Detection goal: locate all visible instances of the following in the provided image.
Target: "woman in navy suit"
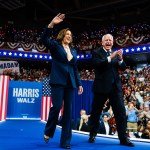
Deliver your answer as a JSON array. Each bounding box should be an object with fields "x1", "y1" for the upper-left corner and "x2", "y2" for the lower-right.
[{"x1": 40, "y1": 13, "x2": 83, "y2": 149}]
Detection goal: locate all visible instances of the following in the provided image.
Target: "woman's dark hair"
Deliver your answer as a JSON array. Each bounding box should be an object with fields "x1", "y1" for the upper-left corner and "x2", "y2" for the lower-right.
[{"x1": 56, "y1": 28, "x2": 74, "y2": 47}]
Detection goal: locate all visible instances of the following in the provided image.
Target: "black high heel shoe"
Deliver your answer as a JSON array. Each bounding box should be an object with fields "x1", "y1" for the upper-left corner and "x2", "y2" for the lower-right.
[{"x1": 44, "y1": 135, "x2": 50, "y2": 144}]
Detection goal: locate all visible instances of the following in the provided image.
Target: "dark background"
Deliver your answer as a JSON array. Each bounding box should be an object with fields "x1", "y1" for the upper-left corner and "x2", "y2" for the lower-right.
[
  {"x1": 0, "y1": 0, "x2": 150, "y2": 69},
  {"x1": 0, "y1": 0, "x2": 150, "y2": 28}
]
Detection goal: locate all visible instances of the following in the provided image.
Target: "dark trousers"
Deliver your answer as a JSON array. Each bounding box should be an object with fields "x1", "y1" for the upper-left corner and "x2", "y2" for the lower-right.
[
  {"x1": 44, "y1": 77, "x2": 75, "y2": 146},
  {"x1": 89, "y1": 84, "x2": 127, "y2": 141}
]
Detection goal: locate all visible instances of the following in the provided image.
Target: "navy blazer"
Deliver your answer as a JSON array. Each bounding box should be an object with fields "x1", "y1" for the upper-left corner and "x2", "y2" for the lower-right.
[
  {"x1": 40, "y1": 28, "x2": 82, "y2": 88},
  {"x1": 92, "y1": 47, "x2": 126, "y2": 94}
]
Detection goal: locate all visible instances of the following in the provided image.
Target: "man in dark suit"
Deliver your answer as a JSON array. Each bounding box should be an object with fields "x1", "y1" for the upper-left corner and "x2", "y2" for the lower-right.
[
  {"x1": 98, "y1": 114, "x2": 112, "y2": 135},
  {"x1": 88, "y1": 34, "x2": 134, "y2": 147}
]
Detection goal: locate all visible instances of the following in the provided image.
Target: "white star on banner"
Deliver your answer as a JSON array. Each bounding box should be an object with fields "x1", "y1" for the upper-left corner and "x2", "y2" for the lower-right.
[
  {"x1": 39, "y1": 55, "x2": 43, "y2": 58},
  {"x1": 81, "y1": 55, "x2": 84, "y2": 58},
  {"x1": 14, "y1": 53, "x2": 17, "y2": 56},
  {"x1": 34, "y1": 55, "x2": 38, "y2": 58},
  {"x1": 137, "y1": 47, "x2": 140, "y2": 51},
  {"x1": 125, "y1": 49, "x2": 129, "y2": 52},
  {"x1": 3, "y1": 52, "x2": 7, "y2": 55},
  {"x1": 131, "y1": 48, "x2": 134, "y2": 51},
  {"x1": 19, "y1": 53, "x2": 23, "y2": 56},
  {"x1": 24, "y1": 54, "x2": 28, "y2": 57},
  {"x1": 29, "y1": 54, "x2": 33, "y2": 57},
  {"x1": 44, "y1": 56, "x2": 47, "y2": 59},
  {"x1": 142, "y1": 47, "x2": 146, "y2": 50},
  {"x1": 8, "y1": 52, "x2": 12, "y2": 55}
]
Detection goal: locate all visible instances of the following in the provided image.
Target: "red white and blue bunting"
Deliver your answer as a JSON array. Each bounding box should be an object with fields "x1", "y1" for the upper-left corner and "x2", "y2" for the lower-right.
[
  {"x1": 115, "y1": 35, "x2": 146, "y2": 46},
  {"x1": 0, "y1": 42, "x2": 46, "y2": 52}
]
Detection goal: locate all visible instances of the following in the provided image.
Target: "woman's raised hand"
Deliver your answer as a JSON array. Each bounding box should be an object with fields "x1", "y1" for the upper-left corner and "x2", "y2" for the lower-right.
[{"x1": 48, "y1": 13, "x2": 65, "y2": 28}]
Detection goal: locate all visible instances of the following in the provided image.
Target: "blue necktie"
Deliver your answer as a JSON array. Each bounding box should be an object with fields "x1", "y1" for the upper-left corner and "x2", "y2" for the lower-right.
[{"x1": 107, "y1": 51, "x2": 110, "y2": 56}]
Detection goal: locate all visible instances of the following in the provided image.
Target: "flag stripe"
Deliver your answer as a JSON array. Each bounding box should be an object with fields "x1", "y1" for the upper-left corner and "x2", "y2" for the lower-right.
[
  {"x1": 41, "y1": 96, "x2": 44, "y2": 120},
  {"x1": 0, "y1": 75, "x2": 9, "y2": 121},
  {"x1": 46, "y1": 97, "x2": 51, "y2": 120},
  {"x1": 41, "y1": 96, "x2": 64, "y2": 121},
  {"x1": 41, "y1": 96, "x2": 52, "y2": 121},
  {"x1": 3, "y1": 76, "x2": 9, "y2": 120}
]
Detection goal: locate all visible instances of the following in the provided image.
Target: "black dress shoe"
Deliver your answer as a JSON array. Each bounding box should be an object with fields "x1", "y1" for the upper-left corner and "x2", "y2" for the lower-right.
[
  {"x1": 88, "y1": 136, "x2": 96, "y2": 143},
  {"x1": 120, "y1": 139, "x2": 134, "y2": 147},
  {"x1": 60, "y1": 145, "x2": 71, "y2": 149}
]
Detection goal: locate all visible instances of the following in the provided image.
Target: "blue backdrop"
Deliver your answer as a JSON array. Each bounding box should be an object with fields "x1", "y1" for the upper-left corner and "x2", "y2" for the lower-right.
[
  {"x1": 72, "y1": 80, "x2": 93, "y2": 119},
  {"x1": 7, "y1": 81, "x2": 42, "y2": 119},
  {"x1": 6, "y1": 80, "x2": 93, "y2": 120}
]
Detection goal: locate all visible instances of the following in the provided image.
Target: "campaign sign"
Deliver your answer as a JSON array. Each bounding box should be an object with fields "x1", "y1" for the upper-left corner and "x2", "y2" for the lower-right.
[
  {"x1": 7, "y1": 81, "x2": 42, "y2": 119},
  {"x1": 0, "y1": 61, "x2": 20, "y2": 74}
]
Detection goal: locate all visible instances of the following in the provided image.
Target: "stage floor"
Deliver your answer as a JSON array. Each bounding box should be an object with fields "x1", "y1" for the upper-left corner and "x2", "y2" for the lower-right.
[{"x1": 0, "y1": 120, "x2": 150, "y2": 150}]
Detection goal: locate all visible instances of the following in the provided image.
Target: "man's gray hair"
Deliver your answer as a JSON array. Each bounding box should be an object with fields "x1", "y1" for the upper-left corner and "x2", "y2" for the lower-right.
[{"x1": 102, "y1": 34, "x2": 113, "y2": 41}]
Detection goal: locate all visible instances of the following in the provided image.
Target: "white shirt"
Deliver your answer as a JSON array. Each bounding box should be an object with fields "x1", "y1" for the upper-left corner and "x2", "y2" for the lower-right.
[{"x1": 104, "y1": 122, "x2": 110, "y2": 135}]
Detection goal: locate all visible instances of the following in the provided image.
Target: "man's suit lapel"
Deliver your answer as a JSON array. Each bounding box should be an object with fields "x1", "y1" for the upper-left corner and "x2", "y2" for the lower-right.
[{"x1": 98, "y1": 47, "x2": 108, "y2": 58}]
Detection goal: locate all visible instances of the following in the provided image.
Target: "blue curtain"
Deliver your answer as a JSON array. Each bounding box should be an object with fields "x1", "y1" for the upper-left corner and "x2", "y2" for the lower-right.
[{"x1": 72, "y1": 80, "x2": 93, "y2": 120}]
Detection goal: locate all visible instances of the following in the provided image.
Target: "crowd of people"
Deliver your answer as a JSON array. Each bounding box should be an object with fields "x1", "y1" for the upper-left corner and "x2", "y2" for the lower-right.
[
  {"x1": 0, "y1": 22, "x2": 150, "y2": 54},
  {"x1": 3, "y1": 67, "x2": 50, "y2": 82}
]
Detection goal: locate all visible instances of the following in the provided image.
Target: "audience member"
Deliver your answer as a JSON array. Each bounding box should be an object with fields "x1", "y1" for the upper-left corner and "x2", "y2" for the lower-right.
[
  {"x1": 141, "y1": 120, "x2": 150, "y2": 139},
  {"x1": 79, "y1": 115, "x2": 90, "y2": 132},
  {"x1": 98, "y1": 114, "x2": 112, "y2": 135},
  {"x1": 126, "y1": 103, "x2": 139, "y2": 133}
]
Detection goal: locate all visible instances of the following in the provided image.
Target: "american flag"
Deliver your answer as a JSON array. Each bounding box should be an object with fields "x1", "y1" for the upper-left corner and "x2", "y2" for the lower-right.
[
  {"x1": 41, "y1": 77, "x2": 64, "y2": 121},
  {"x1": 0, "y1": 75, "x2": 9, "y2": 121},
  {"x1": 42, "y1": 77, "x2": 51, "y2": 97}
]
